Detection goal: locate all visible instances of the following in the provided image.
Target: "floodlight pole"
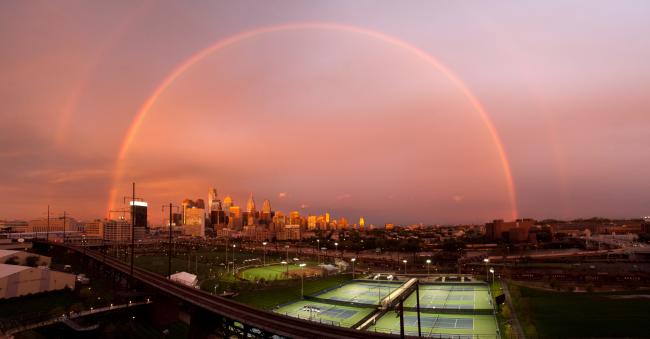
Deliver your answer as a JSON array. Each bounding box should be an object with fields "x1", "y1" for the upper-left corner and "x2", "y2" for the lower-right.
[
  {"x1": 399, "y1": 298, "x2": 405, "y2": 339},
  {"x1": 162, "y1": 203, "x2": 179, "y2": 279},
  {"x1": 416, "y1": 282, "x2": 421, "y2": 337}
]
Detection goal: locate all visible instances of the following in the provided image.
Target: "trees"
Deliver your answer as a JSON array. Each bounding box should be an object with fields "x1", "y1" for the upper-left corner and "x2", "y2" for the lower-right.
[
  {"x1": 4, "y1": 256, "x2": 19, "y2": 265},
  {"x1": 25, "y1": 255, "x2": 40, "y2": 267}
]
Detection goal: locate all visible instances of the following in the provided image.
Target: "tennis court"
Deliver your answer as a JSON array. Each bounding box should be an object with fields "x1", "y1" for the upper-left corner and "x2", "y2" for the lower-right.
[
  {"x1": 274, "y1": 300, "x2": 374, "y2": 328},
  {"x1": 368, "y1": 311, "x2": 499, "y2": 338},
  {"x1": 312, "y1": 281, "x2": 403, "y2": 305},
  {"x1": 404, "y1": 284, "x2": 492, "y2": 310}
]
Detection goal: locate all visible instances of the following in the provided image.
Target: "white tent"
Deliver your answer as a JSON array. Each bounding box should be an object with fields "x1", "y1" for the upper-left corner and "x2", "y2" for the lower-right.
[{"x1": 169, "y1": 271, "x2": 198, "y2": 287}]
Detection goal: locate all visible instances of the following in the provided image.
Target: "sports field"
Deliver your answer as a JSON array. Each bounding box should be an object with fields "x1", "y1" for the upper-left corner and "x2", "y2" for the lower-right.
[
  {"x1": 240, "y1": 263, "x2": 321, "y2": 281},
  {"x1": 274, "y1": 300, "x2": 374, "y2": 328},
  {"x1": 313, "y1": 281, "x2": 403, "y2": 305},
  {"x1": 368, "y1": 312, "x2": 499, "y2": 338},
  {"x1": 404, "y1": 284, "x2": 493, "y2": 311}
]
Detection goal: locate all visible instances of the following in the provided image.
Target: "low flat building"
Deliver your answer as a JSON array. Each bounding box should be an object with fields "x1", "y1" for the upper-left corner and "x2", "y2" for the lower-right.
[
  {"x1": 0, "y1": 250, "x2": 50, "y2": 267},
  {"x1": 0, "y1": 264, "x2": 76, "y2": 299}
]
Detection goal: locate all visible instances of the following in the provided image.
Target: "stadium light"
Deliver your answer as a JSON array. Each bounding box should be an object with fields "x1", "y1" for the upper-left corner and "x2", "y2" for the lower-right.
[
  {"x1": 351, "y1": 258, "x2": 356, "y2": 279},
  {"x1": 299, "y1": 263, "x2": 307, "y2": 298},
  {"x1": 489, "y1": 267, "x2": 495, "y2": 284},
  {"x1": 426, "y1": 259, "x2": 431, "y2": 275},
  {"x1": 484, "y1": 258, "x2": 490, "y2": 282},
  {"x1": 262, "y1": 242, "x2": 268, "y2": 266},
  {"x1": 281, "y1": 260, "x2": 288, "y2": 277},
  {"x1": 403, "y1": 259, "x2": 408, "y2": 274}
]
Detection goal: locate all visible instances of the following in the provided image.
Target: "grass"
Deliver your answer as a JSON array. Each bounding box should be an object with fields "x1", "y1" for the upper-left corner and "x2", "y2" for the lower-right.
[
  {"x1": 368, "y1": 312, "x2": 499, "y2": 338},
  {"x1": 509, "y1": 283, "x2": 650, "y2": 338},
  {"x1": 274, "y1": 300, "x2": 374, "y2": 328},
  {"x1": 234, "y1": 274, "x2": 352, "y2": 309},
  {"x1": 239, "y1": 261, "x2": 321, "y2": 281}
]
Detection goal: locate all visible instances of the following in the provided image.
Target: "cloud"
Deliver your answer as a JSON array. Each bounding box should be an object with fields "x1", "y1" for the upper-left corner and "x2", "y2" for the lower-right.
[{"x1": 336, "y1": 193, "x2": 352, "y2": 201}]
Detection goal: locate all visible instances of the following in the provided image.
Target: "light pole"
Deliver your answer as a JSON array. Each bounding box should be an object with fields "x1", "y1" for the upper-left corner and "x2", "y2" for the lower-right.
[
  {"x1": 232, "y1": 244, "x2": 237, "y2": 274},
  {"x1": 334, "y1": 242, "x2": 339, "y2": 258},
  {"x1": 351, "y1": 258, "x2": 356, "y2": 279},
  {"x1": 489, "y1": 267, "x2": 495, "y2": 284},
  {"x1": 285, "y1": 245, "x2": 290, "y2": 263},
  {"x1": 483, "y1": 258, "x2": 490, "y2": 282},
  {"x1": 403, "y1": 259, "x2": 407, "y2": 274},
  {"x1": 262, "y1": 242, "x2": 267, "y2": 266},
  {"x1": 426, "y1": 259, "x2": 431, "y2": 275},
  {"x1": 316, "y1": 239, "x2": 320, "y2": 264},
  {"x1": 299, "y1": 263, "x2": 306, "y2": 298},
  {"x1": 281, "y1": 260, "x2": 288, "y2": 278},
  {"x1": 162, "y1": 203, "x2": 179, "y2": 279}
]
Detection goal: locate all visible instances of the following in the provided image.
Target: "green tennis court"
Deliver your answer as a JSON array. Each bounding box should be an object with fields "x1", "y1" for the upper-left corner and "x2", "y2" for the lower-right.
[
  {"x1": 404, "y1": 284, "x2": 493, "y2": 310},
  {"x1": 313, "y1": 281, "x2": 403, "y2": 305},
  {"x1": 368, "y1": 311, "x2": 499, "y2": 338},
  {"x1": 274, "y1": 300, "x2": 374, "y2": 328}
]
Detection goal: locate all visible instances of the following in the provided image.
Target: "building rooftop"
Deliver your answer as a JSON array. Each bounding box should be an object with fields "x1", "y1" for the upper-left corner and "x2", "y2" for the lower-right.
[
  {"x1": 0, "y1": 249, "x2": 19, "y2": 258},
  {"x1": 0, "y1": 263, "x2": 30, "y2": 278}
]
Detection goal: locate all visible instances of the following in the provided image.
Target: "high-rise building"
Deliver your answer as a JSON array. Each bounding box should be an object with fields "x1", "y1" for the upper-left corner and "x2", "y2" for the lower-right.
[
  {"x1": 359, "y1": 217, "x2": 365, "y2": 231},
  {"x1": 183, "y1": 206, "x2": 205, "y2": 237},
  {"x1": 246, "y1": 193, "x2": 257, "y2": 226},
  {"x1": 223, "y1": 196, "x2": 233, "y2": 210},
  {"x1": 130, "y1": 200, "x2": 148, "y2": 231},
  {"x1": 208, "y1": 188, "x2": 219, "y2": 211}
]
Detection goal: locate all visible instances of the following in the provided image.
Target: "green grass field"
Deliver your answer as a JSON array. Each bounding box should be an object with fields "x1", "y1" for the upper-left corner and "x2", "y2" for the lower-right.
[
  {"x1": 274, "y1": 300, "x2": 374, "y2": 328},
  {"x1": 509, "y1": 283, "x2": 650, "y2": 338},
  {"x1": 368, "y1": 312, "x2": 499, "y2": 338},
  {"x1": 313, "y1": 281, "x2": 403, "y2": 305},
  {"x1": 240, "y1": 264, "x2": 289, "y2": 280},
  {"x1": 234, "y1": 274, "x2": 353, "y2": 309},
  {"x1": 404, "y1": 284, "x2": 493, "y2": 311}
]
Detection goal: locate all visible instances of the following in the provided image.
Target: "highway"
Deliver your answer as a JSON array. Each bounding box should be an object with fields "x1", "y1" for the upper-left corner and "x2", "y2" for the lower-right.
[{"x1": 52, "y1": 242, "x2": 401, "y2": 339}]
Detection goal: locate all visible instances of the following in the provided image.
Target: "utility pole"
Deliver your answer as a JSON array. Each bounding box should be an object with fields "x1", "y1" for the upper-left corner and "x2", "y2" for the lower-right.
[
  {"x1": 162, "y1": 203, "x2": 179, "y2": 278},
  {"x1": 130, "y1": 182, "x2": 136, "y2": 277},
  {"x1": 63, "y1": 211, "x2": 66, "y2": 243},
  {"x1": 46, "y1": 205, "x2": 50, "y2": 242}
]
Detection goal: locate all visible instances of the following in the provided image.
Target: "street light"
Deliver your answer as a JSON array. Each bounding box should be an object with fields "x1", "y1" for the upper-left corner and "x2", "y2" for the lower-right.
[
  {"x1": 483, "y1": 258, "x2": 490, "y2": 282},
  {"x1": 489, "y1": 267, "x2": 495, "y2": 284},
  {"x1": 351, "y1": 258, "x2": 356, "y2": 279},
  {"x1": 299, "y1": 263, "x2": 306, "y2": 298},
  {"x1": 334, "y1": 242, "x2": 339, "y2": 258},
  {"x1": 316, "y1": 239, "x2": 320, "y2": 264},
  {"x1": 262, "y1": 242, "x2": 268, "y2": 266},
  {"x1": 281, "y1": 260, "x2": 288, "y2": 277},
  {"x1": 232, "y1": 244, "x2": 237, "y2": 274},
  {"x1": 426, "y1": 259, "x2": 431, "y2": 275},
  {"x1": 402, "y1": 259, "x2": 408, "y2": 274}
]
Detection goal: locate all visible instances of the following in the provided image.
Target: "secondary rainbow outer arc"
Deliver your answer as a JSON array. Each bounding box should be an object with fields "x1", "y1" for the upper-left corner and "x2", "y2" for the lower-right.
[{"x1": 108, "y1": 22, "x2": 518, "y2": 220}]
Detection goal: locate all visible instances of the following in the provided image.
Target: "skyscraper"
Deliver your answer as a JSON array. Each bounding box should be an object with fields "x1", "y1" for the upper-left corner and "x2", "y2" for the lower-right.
[
  {"x1": 223, "y1": 195, "x2": 233, "y2": 210},
  {"x1": 246, "y1": 193, "x2": 256, "y2": 226}
]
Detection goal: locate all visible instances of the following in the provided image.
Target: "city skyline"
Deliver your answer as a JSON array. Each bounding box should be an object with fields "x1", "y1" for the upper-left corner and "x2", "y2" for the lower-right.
[{"x1": 2, "y1": 1, "x2": 650, "y2": 224}]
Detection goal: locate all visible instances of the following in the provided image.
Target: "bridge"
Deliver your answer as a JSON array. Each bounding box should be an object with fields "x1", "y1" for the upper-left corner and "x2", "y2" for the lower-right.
[
  {"x1": 37, "y1": 241, "x2": 402, "y2": 339},
  {"x1": 1, "y1": 301, "x2": 150, "y2": 336}
]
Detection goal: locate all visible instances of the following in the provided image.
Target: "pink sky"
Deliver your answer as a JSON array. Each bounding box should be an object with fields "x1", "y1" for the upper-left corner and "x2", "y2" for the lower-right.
[{"x1": 1, "y1": 1, "x2": 649, "y2": 224}]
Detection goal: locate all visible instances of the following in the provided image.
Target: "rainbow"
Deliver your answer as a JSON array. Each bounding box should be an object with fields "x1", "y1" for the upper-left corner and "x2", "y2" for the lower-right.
[{"x1": 108, "y1": 22, "x2": 518, "y2": 219}]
